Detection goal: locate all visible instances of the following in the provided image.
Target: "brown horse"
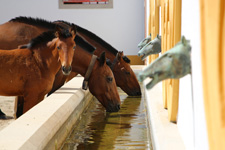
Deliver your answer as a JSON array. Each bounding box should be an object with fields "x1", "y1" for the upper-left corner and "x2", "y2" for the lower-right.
[
  {"x1": 0, "y1": 17, "x2": 120, "y2": 118},
  {"x1": 0, "y1": 26, "x2": 76, "y2": 115},
  {"x1": 54, "y1": 21, "x2": 141, "y2": 96}
]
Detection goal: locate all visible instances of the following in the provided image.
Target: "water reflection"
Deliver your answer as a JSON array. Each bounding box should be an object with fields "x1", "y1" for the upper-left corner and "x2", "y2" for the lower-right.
[{"x1": 61, "y1": 86, "x2": 150, "y2": 150}]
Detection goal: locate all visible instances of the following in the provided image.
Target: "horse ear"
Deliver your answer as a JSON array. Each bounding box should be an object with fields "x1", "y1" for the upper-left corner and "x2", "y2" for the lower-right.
[
  {"x1": 55, "y1": 26, "x2": 61, "y2": 38},
  {"x1": 18, "y1": 44, "x2": 28, "y2": 49},
  {"x1": 99, "y1": 51, "x2": 106, "y2": 66},
  {"x1": 71, "y1": 24, "x2": 77, "y2": 37},
  {"x1": 116, "y1": 51, "x2": 123, "y2": 61},
  {"x1": 106, "y1": 58, "x2": 112, "y2": 66},
  {"x1": 181, "y1": 36, "x2": 187, "y2": 46}
]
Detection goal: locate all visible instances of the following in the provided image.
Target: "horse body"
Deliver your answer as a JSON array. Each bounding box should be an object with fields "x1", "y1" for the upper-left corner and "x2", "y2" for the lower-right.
[
  {"x1": 0, "y1": 48, "x2": 55, "y2": 107},
  {"x1": 0, "y1": 22, "x2": 46, "y2": 49}
]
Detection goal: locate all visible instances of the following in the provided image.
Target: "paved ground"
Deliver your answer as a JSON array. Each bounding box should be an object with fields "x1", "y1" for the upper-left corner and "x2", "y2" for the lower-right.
[{"x1": 0, "y1": 96, "x2": 15, "y2": 131}]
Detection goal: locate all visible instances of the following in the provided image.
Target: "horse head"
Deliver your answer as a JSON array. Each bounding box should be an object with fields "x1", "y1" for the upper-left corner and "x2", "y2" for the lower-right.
[
  {"x1": 138, "y1": 33, "x2": 151, "y2": 49},
  {"x1": 138, "y1": 34, "x2": 161, "y2": 60},
  {"x1": 138, "y1": 36, "x2": 191, "y2": 89},
  {"x1": 54, "y1": 24, "x2": 77, "y2": 75},
  {"x1": 106, "y1": 51, "x2": 141, "y2": 96},
  {"x1": 88, "y1": 52, "x2": 121, "y2": 112}
]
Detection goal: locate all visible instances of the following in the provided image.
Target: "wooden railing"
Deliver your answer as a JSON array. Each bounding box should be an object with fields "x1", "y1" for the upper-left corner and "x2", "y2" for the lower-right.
[{"x1": 148, "y1": 0, "x2": 181, "y2": 122}]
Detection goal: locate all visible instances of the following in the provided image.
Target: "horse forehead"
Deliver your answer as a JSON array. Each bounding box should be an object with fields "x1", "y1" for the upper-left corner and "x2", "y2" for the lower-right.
[
  {"x1": 118, "y1": 59, "x2": 130, "y2": 68},
  {"x1": 102, "y1": 65, "x2": 114, "y2": 76},
  {"x1": 58, "y1": 38, "x2": 75, "y2": 46}
]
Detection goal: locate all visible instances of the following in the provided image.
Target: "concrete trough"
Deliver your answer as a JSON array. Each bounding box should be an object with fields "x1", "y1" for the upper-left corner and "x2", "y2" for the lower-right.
[
  {"x1": 0, "y1": 76, "x2": 93, "y2": 150},
  {"x1": 0, "y1": 66, "x2": 186, "y2": 150}
]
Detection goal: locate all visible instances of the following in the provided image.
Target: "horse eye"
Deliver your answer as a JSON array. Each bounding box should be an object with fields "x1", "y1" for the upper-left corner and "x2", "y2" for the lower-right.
[
  {"x1": 73, "y1": 46, "x2": 76, "y2": 50},
  {"x1": 125, "y1": 71, "x2": 131, "y2": 75},
  {"x1": 57, "y1": 46, "x2": 60, "y2": 50},
  {"x1": 107, "y1": 77, "x2": 113, "y2": 82}
]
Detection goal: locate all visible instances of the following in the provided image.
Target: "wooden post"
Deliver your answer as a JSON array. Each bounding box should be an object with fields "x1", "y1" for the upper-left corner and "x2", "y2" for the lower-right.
[{"x1": 199, "y1": 0, "x2": 225, "y2": 149}]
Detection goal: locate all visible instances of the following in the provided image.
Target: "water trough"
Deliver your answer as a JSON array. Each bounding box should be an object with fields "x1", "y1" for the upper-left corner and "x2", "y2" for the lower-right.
[{"x1": 0, "y1": 66, "x2": 185, "y2": 150}]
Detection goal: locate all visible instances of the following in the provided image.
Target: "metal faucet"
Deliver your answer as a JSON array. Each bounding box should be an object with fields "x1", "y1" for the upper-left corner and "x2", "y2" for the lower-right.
[{"x1": 138, "y1": 36, "x2": 191, "y2": 89}]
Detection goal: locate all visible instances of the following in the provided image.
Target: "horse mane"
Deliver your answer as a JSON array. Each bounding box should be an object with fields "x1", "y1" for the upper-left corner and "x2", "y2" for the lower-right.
[
  {"x1": 77, "y1": 25, "x2": 119, "y2": 56},
  {"x1": 28, "y1": 29, "x2": 72, "y2": 50},
  {"x1": 10, "y1": 17, "x2": 131, "y2": 63},
  {"x1": 9, "y1": 16, "x2": 58, "y2": 30},
  {"x1": 77, "y1": 24, "x2": 131, "y2": 63},
  {"x1": 75, "y1": 35, "x2": 96, "y2": 53},
  {"x1": 55, "y1": 20, "x2": 119, "y2": 56}
]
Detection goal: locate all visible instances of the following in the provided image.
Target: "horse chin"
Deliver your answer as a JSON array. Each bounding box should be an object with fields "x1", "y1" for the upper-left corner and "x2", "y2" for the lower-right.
[{"x1": 127, "y1": 90, "x2": 142, "y2": 96}]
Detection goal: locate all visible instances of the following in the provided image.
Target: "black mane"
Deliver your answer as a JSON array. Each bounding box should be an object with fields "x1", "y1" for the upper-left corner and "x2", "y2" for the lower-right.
[
  {"x1": 55, "y1": 20, "x2": 119, "y2": 56},
  {"x1": 75, "y1": 36, "x2": 96, "y2": 53},
  {"x1": 10, "y1": 16, "x2": 58, "y2": 30},
  {"x1": 77, "y1": 25, "x2": 119, "y2": 56},
  {"x1": 28, "y1": 29, "x2": 72, "y2": 49},
  {"x1": 10, "y1": 17, "x2": 130, "y2": 63},
  {"x1": 27, "y1": 31, "x2": 55, "y2": 49}
]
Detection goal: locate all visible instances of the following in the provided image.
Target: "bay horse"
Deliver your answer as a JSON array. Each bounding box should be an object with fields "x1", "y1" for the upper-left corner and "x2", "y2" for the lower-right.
[
  {"x1": 0, "y1": 26, "x2": 76, "y2": 116},
  {"x1": 0, "y1": 17, "x2": 120, "y2": 118},
  {"x1": 66, "y1": 22, "x2": 142, "y2": 96}
]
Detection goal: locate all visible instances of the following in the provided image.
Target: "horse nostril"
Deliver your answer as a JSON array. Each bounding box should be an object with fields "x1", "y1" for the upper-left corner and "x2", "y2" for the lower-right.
[
  {"x1": 117, "y1": 104, "x2": 120, "y2": 110},
  {"x1": 68, "y1": 66, "x2": 72, "y2": 72}
]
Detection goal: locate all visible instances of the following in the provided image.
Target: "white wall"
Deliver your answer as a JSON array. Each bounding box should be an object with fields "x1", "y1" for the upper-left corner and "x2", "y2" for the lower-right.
[
  {"x1": 0, "y1": 0, "x2": 145, "y2": 55},
  {"x1": 178, "y1": 0, "x2": 208, "y2": 150}
]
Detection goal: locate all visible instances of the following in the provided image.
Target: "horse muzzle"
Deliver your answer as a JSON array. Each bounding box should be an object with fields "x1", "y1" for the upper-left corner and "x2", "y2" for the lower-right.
[
  {"x1": 106, "y1": 103, "x2": 120, "y2": 112},
  {"x1": 62, "y1": 66, "x2": 72, "y2": 75}
]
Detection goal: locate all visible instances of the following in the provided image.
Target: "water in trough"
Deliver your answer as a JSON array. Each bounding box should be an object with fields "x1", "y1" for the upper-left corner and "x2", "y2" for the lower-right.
[{"x1": 61, "y1": 84, "x2": 151, "y2": 150}]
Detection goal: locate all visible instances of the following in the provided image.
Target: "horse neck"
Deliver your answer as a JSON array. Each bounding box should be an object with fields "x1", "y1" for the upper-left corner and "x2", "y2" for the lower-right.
[
  {"x1": 72, "y1": 46, "x2": 97, "y2": 77},
  {"x1": 77, "y1": 32, "x2": 117, "y2": 61},
  {"x1": 33, "y1": 42, "x2": 60, "y2": 75}
]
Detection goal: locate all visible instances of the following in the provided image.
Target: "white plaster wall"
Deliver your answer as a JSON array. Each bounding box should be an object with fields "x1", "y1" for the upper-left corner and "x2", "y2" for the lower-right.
[
  {"x1": 179, "y1": 0, "x2": 209, "y2": 150},
  {"x1": 0, "y1": 0, "x2": 145, "y2": 55}
]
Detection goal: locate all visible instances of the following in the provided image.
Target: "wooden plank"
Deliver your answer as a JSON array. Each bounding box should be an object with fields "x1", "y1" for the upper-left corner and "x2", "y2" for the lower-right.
[
  {"x1": 167, "y1": 0, "x2": 181, "y2": 122},
  {"x1": 199, "y1": 0, "x2": 225, "y2": 149}
]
